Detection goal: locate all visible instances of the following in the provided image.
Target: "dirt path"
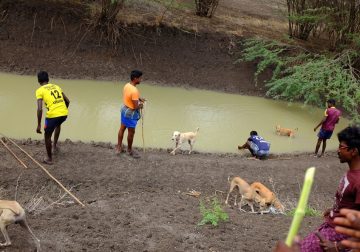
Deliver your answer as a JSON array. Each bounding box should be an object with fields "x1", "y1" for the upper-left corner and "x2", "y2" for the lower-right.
[{"x1": 0, "y1": 140, "x2": 344, "y2": 251}]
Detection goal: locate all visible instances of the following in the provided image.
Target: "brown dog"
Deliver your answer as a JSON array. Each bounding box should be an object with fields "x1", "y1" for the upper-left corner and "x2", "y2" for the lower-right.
[
  {"x1": 0, "y1": 200, "x2": 40, "y2": 250},
  {"x1": 276, "y1": 125, "x2": 298, "y2": 138},
  {"x1": 225, "y1": 176, "x2": 266, "y2": 212},
  {"x1": 250, "y1": 182, "x2": 285, "y2": 213}
]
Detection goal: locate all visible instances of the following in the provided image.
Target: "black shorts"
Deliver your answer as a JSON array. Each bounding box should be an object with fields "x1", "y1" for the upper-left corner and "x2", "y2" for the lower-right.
[{"x1": 44, "y1": 116, "x2": 67, "y2": 134}]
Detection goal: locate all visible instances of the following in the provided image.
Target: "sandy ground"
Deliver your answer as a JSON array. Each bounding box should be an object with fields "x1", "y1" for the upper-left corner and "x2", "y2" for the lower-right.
[{"x1": 0, "y1": 139, "x2": 346, "y2": 252}]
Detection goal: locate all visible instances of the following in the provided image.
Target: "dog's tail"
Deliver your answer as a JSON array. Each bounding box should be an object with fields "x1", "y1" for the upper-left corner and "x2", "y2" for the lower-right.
[
  {"x1": 227, "y1": 175, "x2": 234, "y2": 183},
  {"x1": 195, "y1": 127, "x2": 200, "y2": 134}
]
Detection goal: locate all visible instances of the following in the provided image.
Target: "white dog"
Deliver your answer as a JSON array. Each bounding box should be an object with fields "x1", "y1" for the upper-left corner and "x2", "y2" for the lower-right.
[{"x1": 171, "y1": 127, "x2": 199, "y2": 155}]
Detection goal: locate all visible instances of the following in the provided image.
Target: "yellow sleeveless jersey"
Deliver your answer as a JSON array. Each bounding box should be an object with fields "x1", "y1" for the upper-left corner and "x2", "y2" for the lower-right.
[{"x1": 35, "y1": 83, "x2": 68, "y2": 118}]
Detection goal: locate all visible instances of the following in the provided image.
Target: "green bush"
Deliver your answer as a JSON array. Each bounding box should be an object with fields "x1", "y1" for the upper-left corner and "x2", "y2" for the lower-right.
[
  {"x1": 239, "y1": 38, "x2": 360, "y2": 122},
  {"x1": 198, "y1": 197, "x2": 229, "y2": 226}
]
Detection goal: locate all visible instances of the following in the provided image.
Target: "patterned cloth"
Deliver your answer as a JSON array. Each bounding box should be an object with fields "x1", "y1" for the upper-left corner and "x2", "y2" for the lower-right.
[
  {"x1": 300, "y1": 222, "x2": 349, "y2": 252},
  {"x1": 247, "y1": 135, "x2": 270, "y2": 158},
  {"x1": 120, "y1": 106, "x2": 141, "y2": 128}
]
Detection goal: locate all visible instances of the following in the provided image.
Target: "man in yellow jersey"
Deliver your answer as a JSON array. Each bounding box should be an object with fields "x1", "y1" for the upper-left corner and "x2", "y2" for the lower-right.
[
  {"x1": 117, "y1": 70, "x2": 145, "y2": 159},
  {"x1": 35, "y1": 71, "x2": 70, "y2": 165}
]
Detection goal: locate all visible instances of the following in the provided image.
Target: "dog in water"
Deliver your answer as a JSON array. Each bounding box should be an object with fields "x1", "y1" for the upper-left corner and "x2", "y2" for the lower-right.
[
  {"x1": 275, "y1": 125, "x2": 298, "y2": 138},
  {"x1": 171, "y1": 127, "x2": 199, "y2": 155},
  {"x1": 225, "y1": 176, "x2": 266, "y2": 213},
  {"x1": 250, "y1": 182, "x2": 285, "y2": 213},
  {"x1": 0, "y1": 200, "x2": 40, "y2": 250}
]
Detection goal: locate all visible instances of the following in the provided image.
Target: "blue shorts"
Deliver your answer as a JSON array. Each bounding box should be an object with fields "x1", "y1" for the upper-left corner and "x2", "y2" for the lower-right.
[
  {"x1": 318, "y1": 129, "x2": 333, "y2": 140},
  {"x1": 44, "y1": 116, "x2": 67, "y2": 134},
  {"x1": 120, "y1": 106, "x2": 140, "y2": 128},
  {"x1": 249, "y1": 141, "x2": 269, "y2": 158}
]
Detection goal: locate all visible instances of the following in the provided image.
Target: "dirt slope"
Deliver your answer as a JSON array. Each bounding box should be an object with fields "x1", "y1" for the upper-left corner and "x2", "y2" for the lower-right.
[
  {"x1": 0, "y1": 0, "x2": 283, "y2": 96},
  {"x1": 0, "y1": 140, "x2": 343, "y2": 251}
]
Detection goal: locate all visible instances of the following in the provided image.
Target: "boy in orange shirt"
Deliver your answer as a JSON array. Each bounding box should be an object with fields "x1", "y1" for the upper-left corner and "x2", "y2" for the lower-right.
[{"x1": 117, "y1": 70, "x2": 145, "y2": 158}]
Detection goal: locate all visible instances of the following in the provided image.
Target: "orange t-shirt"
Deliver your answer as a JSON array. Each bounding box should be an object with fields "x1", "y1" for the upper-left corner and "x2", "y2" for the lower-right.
[{"x1": 123, "y1": 83, "x2": 139, "y2": 109}]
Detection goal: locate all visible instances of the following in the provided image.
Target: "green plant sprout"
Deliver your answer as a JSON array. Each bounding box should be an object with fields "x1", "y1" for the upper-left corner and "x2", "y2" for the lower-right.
[{"x1": 198, "y1": 197, "x2": 229, "y2": 227}]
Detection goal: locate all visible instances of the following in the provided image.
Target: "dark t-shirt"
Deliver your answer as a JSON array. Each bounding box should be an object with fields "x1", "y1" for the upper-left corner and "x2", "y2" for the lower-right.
[{"x1": 326, "y1": 169, "x2": 360, "y2": 226}]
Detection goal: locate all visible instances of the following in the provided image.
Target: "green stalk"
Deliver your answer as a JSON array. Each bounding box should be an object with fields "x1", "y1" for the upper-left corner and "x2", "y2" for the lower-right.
[{"x1": 285, "y1": 167, "x2": 316, "y2": 247}]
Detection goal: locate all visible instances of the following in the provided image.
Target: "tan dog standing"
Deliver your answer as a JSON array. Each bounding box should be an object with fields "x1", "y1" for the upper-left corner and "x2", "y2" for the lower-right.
[
  {"x1": 276, "y1": 125, "x2": 298, "y2": 138},
  {"x1": 250, "y1": 182, "x2": 285, "y2": 213},
  {"x1": 171, "y1": 127, "x2": 199, "y2": 155},
  {"x1": 225, "y1": 176, "x2": 266, "y2": 213},
  {"x1": 0, "y1": 200, "x2": 40, "y2": 250}
]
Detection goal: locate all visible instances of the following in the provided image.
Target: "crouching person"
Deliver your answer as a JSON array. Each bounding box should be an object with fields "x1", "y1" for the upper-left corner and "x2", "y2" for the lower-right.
[{"x1": 238, "y1": 131, "x2": 270, "y2": 160}]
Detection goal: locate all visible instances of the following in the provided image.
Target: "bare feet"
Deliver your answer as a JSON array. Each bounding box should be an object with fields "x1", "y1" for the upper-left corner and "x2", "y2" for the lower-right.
[
  {"x1": 116, "y1": 147, "x2": 126, "y2": 155},
  {"x1": 127, "y1": 150, "x2": 140, "y2": 159},
  {"x1": 116, "y1": 144, "x2": 126, "y2": 155},
  {"x1": 42, "y1": 158, "x2": 53, "y2": 165}
]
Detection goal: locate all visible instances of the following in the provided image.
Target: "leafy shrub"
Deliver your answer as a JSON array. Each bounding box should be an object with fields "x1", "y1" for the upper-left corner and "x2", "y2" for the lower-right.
[
  {"x1": 239, "y1": 38, "x2": 360, "y2": 122},
  {"x1": 198, "y1": 197, "x2": 229, "y2": 226}
]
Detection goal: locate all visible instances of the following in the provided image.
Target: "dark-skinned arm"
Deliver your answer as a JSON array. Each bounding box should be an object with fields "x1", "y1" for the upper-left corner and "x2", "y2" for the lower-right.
[
  {"x1": 36, "y1": 99, "x2": 43, "y2": 134},
  {"x1": 62, "y1": 92, "x2": 70, "y2": 108},
  {"x1": 314, "y1": 116, "x2": 326, "y2": 132},
  {"x1": 132, "y1": 99, "x2": 143, "y2": 110},
  {"x1": 238, "y1": 142, "x2": 248, "y2": 150}
]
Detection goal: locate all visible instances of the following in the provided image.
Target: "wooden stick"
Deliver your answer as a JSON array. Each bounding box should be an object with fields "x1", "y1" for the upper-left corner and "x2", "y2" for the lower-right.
[
  {"x1": 6, "y1": 137, "x2": 85, "y2": 207},
  {"x1": 0, "y1": 138, "x2": 28, "y2": 168},
  {"x1": 141, "y1": 107, "x2": 145, "y2": 153}
]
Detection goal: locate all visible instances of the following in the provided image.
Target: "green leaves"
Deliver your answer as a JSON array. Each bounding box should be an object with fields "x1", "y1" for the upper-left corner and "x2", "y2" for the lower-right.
[
  {"x1": 237, "y1": 39, "x2": 286, "y2": 86},
  {"x1": 198, "y1": 197, "x2": 228, "y2": 227},
  {"x1": 287, "y1": 206, "x2": 321, "y2": 217},
  {"x1": 240, "y1": 38, "x2": 360, "y2": 123}
]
